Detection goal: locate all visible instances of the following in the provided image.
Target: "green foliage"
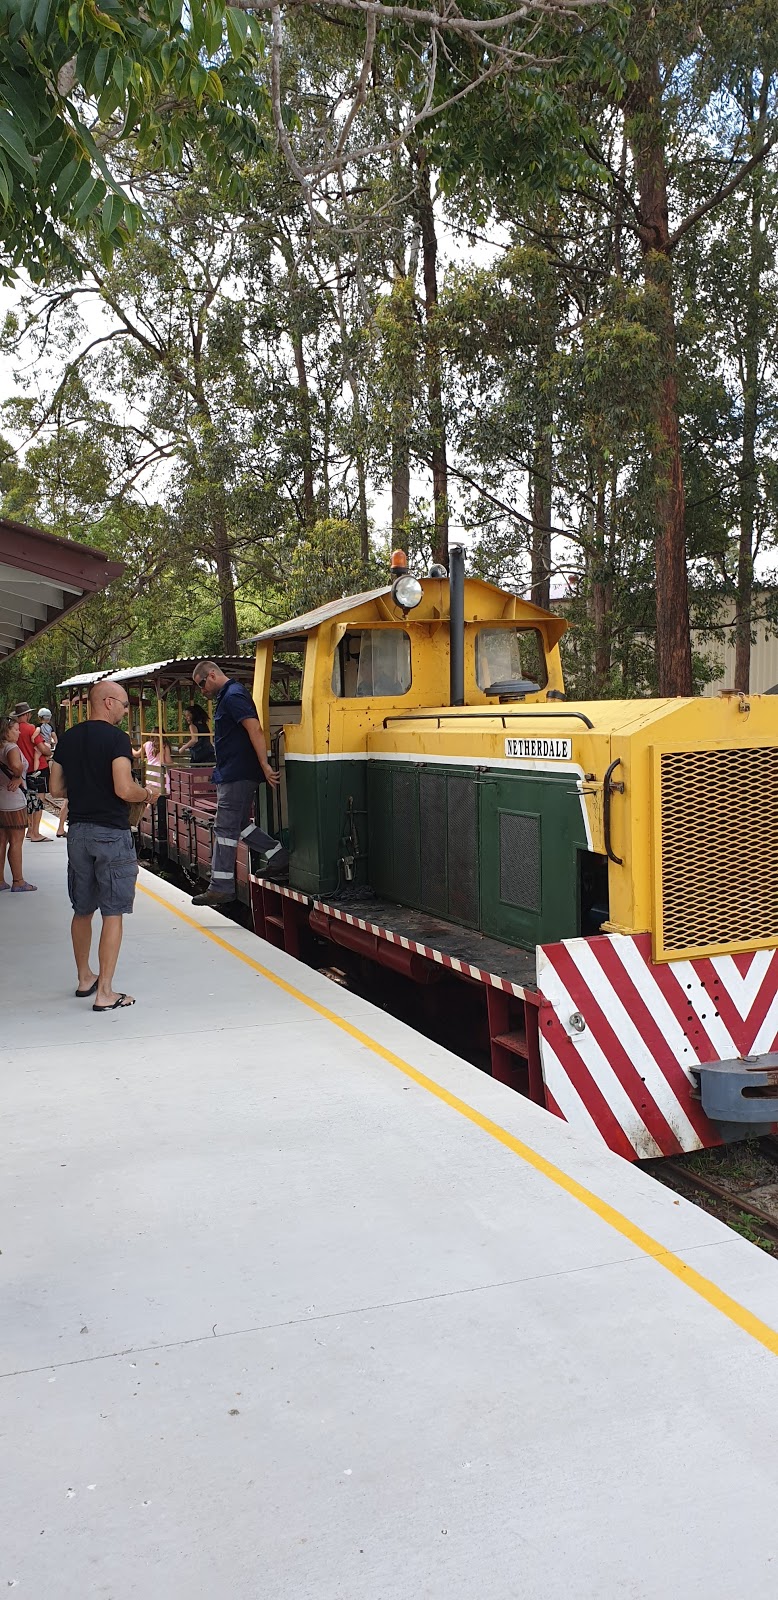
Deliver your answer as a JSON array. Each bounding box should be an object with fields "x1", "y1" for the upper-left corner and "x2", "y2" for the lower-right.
[
  {"x1": 284, "y1": 520, "x2": 384, "y2": 618},
  {"x1": 371, "y1": 278, "x2": 421, "y2": 450},
  {"x1": 427, "y1": 7, "x2": 636, "y2": 214},
  {"x1": 0, "y1": 0, "x2": 267, "y2": 280},
  {"x1": 3, "y1": 0, "x2": 778, "y2": 705}
]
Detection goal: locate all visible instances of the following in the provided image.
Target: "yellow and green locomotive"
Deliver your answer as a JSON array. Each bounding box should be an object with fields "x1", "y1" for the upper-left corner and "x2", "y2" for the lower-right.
[
  {"x1": 245, "y1": 549, "x2": 778, "y2": 1161},
  {"x1": 62, "y1": 552, "x2": 778, "y2": 1162}
]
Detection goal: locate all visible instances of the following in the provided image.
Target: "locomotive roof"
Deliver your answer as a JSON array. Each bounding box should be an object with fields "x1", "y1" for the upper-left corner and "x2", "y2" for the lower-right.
[
  {"x1": 244, "y1": 587, "x2": 392, "y2": 645},
  {"x1": 244, "y1": 578, "x2": 565, "y2": 647}
]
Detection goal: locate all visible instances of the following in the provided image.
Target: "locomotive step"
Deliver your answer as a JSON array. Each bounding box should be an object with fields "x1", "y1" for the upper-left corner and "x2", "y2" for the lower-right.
[{"x1": 492, "y1": 1030, "x2": 530, "y2": 1058}]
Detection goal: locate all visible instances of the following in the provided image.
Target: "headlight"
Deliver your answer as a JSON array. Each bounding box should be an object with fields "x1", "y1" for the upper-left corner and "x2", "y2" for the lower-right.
[{"x1": 392, "y1": 575, "x2": 423, "y2": 611}]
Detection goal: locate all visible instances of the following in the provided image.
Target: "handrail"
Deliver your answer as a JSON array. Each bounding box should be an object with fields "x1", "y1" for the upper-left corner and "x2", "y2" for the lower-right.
[
  {"x1": 382, "y1": 708, "x2": 594, "y2": 730},
  {"x1": 603, "y1": 757, "x2": 625, "y2": 866}
]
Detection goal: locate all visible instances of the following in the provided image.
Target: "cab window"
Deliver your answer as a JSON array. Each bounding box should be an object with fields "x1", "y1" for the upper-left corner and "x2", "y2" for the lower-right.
[
  {"x1": 475, "y1": 627, "x2": 548, "y2": 691},
  {"x1": 332, "y1": 629, "x2": 412, "y2": 698},
  {"x1": 270, "y1": 644, "x2": 305, "y2": 705}
]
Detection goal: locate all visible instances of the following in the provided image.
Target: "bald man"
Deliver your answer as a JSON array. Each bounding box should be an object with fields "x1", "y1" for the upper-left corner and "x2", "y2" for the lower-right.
[{"x1": 49, "y1": 680, "x2": 152, "y2": 1012}]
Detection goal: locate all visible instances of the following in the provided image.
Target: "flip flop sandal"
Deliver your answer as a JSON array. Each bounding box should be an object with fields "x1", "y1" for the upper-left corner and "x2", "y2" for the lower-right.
[
  {"x1": 75, "y1": 980, "x2": 99, "y2": 998},
  {"x1": 10, "y1": 881, "x2": 37, "y2": 892},
  {"x1": 93, "y1": 994, "x2": 135, "y2": 1012}
]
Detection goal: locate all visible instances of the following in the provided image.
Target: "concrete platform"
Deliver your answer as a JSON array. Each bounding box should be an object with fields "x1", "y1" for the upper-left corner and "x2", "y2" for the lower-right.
[{"x1": 4, "y1": 825, "x2": 778, "y2": 1598}]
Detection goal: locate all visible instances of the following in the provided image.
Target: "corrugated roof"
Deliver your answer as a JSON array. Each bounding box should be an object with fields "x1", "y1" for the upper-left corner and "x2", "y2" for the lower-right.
[
  {"x1": 244, "y1": 588, "x2": 392, "y2": 644},
  {"x1": 58, "y1": 668, "x2": 109, "y2": 688},
  {"x1": 1, "y1": 518, "x2": 123, "y2": 664},
  {"x1": 58, "y1": 656, "x2": 254, "y2": 690}
]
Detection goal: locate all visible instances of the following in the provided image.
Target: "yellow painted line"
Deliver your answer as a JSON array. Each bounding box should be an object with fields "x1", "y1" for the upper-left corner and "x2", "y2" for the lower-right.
[{"x1": 138, "y1": 879, "x2": 778, "y2": 1358}]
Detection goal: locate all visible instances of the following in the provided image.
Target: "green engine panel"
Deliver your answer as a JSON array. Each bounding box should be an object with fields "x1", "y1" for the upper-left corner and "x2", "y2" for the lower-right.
[
  {"x1": 367, "y1": 761, "x2": 588, "y2": 949},
  {"x1": 286, "y1": 758, "x2": 369, "y2": 896},
  {"x1": 286, "y1": 754, "x2": 589, "y2": 946}
]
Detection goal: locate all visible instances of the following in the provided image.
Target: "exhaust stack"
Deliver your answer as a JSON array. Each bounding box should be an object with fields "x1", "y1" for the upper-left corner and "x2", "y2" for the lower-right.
[{"x1": 449, "y1": 545, "x2": 465, "y2": 707}]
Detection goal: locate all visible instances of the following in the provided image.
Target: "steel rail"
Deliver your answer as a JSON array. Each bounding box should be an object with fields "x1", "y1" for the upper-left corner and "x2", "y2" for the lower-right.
[{"x1": 660, "y1": 1157, "x2": 778, "y2": 1249}]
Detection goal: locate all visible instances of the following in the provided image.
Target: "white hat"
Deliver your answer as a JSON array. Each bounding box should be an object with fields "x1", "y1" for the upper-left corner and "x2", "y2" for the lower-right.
[{"x1": 38, "y1": 706, "x2": 52, "y2": 719}]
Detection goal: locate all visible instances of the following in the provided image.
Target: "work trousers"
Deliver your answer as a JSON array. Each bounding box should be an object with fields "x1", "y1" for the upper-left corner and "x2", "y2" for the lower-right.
[{"x1": 209, "y1": 779, "x2": 277, "y2": 891}]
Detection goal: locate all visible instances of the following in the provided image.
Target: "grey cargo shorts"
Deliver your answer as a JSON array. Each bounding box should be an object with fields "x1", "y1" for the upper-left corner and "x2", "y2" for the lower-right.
[{"x1": 66, "y1": 823, "x2": 138, "y2": 917}]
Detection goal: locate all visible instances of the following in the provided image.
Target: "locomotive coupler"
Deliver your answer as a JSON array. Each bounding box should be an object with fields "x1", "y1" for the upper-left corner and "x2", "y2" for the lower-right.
[{"x1": 691, "y1": 1055, "x2": 778, "y2": 1142}]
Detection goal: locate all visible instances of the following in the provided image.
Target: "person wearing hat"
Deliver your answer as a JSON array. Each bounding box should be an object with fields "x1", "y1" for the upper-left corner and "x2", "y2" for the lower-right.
[{"x1": 12, "y1": 703, "x2": 50, "y2": 842}]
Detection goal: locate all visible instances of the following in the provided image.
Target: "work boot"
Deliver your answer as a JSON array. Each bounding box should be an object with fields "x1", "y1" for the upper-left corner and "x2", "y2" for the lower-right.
[
  {"x1": 191, "y1": 887, "x2": 235, "y2": 907},
  {"x1": 256, "y1": 847, "x2": 289, "y2": 880}
]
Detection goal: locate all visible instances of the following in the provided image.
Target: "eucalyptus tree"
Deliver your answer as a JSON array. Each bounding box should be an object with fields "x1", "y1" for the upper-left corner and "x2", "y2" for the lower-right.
[
  {"x1": 676, "y1": 53, "x2": 778, "y2": 691},
  {"x1": 425, "y1": 2, "x2": 778, "y2": 693},
  {"x1": 1, "y1": 158, "x2": 265, "y2": 650},
  {"x1": 0, "y1": 405, "x2": 185, "y2": 678},
  {"x1": 2, "y1": 0, "x2": 616, "y2": 286},
  {"x1": 614, "y1": 1, "x2": 778, "y2": 693}
]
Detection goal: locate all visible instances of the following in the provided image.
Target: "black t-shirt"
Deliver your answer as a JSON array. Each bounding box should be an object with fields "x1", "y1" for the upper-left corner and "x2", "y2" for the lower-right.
[
  {"x1": 189, "y1": 736, "x2": 215, "y2": 765},
  {"x1": 53, "y1": 721, "x2": 133, "y2": 829}
]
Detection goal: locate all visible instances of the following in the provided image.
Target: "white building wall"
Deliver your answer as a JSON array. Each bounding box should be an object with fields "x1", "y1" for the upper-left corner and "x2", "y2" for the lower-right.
[{"x1": 696, "y1": 602, "x2": 778, "y2": 696}]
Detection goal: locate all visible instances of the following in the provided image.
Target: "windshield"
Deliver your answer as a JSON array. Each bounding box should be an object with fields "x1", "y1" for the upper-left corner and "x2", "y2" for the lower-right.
[
  {"x1": 475, "y1": 627, "x2": 547, "y2": 690},
  {"x1": 332, "y1": 630, "x2": 412, "y2": 697}
]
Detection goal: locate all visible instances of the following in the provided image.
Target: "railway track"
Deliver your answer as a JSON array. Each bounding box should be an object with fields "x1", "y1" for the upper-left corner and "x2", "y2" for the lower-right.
[{"x1": 649, "y1": 1137, "x2": 778, "y2": 1255}]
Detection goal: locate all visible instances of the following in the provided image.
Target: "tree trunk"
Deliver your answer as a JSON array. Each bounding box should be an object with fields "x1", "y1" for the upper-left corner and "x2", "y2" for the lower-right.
[
  {"x1": 355, "y1": 457, "x2": 369, "y2": 567},
  {"x1": 591, "y1": 474, "x2": 612, "y2": 693},
  {"x1": 529, "y1": 431, "x2": 552, "y2": 610},
  {"x1": 291, "y1": 329, "x2": 316, "y2": 528},
  {"x1": 321, "y1": 390, "x2": 331, "y2": 520},
  {"x1": 194, "y1": 394, "x2": 238, "y2": 654},
  {"x1": 334, "y1": 271, "x2": 370, "y2": 569},
  {"x1": 735, "y1": 277, "x2": 759, "y2": 693},
  {"x1": 626, "y1": 38, "x2": 692, "y2": 696},
  {"x1": 415, "y1": 150, "x2": 448, "y2": 567},
  {"x1": 389, "y1": 269, "x2": 413, "y2": 546},
  {"x1": 391, "y1": 432, "x2": 410, "y2": 546},
  {"x1": 528, "y1": 218, "x2": 558, "y2": 611},
  {"x1": 734, "y1": 86, "x2": 769, "y2": 692},
  {"x1": 212, "y1": 494, "x2": 239, "y2": 654}
]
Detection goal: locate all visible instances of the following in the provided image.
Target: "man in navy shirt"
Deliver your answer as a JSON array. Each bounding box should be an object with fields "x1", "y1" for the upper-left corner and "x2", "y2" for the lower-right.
[{"x1": 191, "y1": 661, "x2": 287, "y2": 906}]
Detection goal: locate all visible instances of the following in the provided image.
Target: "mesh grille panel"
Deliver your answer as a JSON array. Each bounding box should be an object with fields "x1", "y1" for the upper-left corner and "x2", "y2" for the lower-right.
[
  {"x1": 660, "y1": 747, "x2": 778, "y2": 954},
  {"x1": 500, "y1": 812, "x2": 541, "y2": 911},
  {"x1": 447, "y1": 776, "x2": 479, "y2": 925},
  {"x1": 392, "y1": 769, "x2": 417, "y2": 847},
  {"x1": 420, "y1": 771, "x2": 448, "y2": 915}
]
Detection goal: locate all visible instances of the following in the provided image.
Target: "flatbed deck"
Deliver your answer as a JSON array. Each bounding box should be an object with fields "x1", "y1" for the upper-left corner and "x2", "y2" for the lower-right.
[{"x1": 309, "y1": 889, "x2": 539, "y2": 993}]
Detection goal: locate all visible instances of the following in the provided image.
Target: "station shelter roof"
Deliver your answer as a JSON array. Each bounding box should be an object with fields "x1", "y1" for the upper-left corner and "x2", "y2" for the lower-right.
[
  {"x1": 0, "y1": 517, "x2": 124, "y2": 663},
  {"x1": 58, "y1": 655, "x2": 255, "y2": 694}
]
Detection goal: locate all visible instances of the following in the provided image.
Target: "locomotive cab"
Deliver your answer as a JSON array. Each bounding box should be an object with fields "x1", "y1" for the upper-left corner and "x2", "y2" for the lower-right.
[{"x1": 248, "y1": 572, "x2": 566, "y2": 900}]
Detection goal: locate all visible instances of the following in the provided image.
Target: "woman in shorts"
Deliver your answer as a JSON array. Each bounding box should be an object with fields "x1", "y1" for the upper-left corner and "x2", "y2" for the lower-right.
[{"x1": 0, "y1": 714, "x2": 36, "y2": 892}]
